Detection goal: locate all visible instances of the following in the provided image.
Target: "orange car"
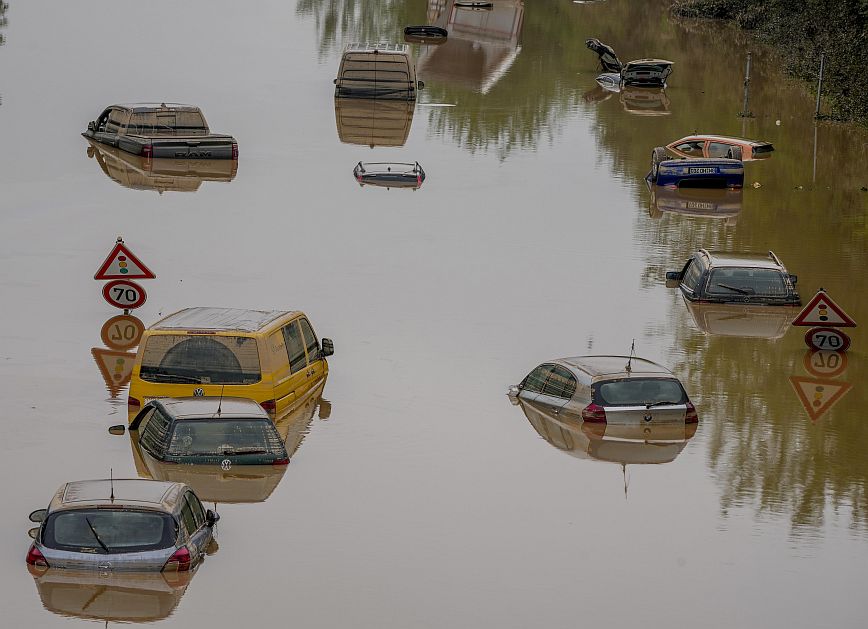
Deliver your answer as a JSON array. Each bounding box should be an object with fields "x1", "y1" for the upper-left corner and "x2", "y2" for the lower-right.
[{"x1": 665, "y1": 134, "x2": 774, "y2": 161}]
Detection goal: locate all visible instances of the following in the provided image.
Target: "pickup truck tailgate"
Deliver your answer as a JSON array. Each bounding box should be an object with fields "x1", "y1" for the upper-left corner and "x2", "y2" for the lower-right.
[{"x1": 150, "y1": 135, "x2": 236, "y2": 159}]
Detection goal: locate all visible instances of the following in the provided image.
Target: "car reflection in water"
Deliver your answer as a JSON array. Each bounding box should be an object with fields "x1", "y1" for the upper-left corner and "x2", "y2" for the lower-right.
[
  {"x1": 582, "y1": 84, "x2": 672, "y2": 116},
  {"x1": 126, "y1": 382, "x2": 330, "y2": 504},
  {"x1": 417, "y1": 0, "x2": 524, "y2": 95},
  {"x1": 684, "y1": 299, "x2": 799, "y2": 339},
  {"x1": 28, "y1": 565, "x2": 195, "y2": 624},
  {"x1": 647, "y1": 182, "x2": 742, "y2": 225},
  {"x1": 86, "y1": 139, "x2": 237, "y2": 194},
  {"x1": 515, "y1": 397, "x2": 696, "y2": 467},
  {"x1": 335, "y1": 98, "x2": 415, "y2": 147}
]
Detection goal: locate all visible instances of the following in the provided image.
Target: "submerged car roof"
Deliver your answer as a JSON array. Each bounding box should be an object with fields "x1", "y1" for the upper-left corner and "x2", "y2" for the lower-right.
[
  {"x1": 559, "y1": 355, "x2": 673, "y2": 379},
  {"x1": 157, "y1": 396, "x2": 271, "y2": 420},
  {"x1": 116, "y1": 103, "x2": 200, "y2": 112},
  {"x1": 49, "y1": 480, "x2": 185, "y2": 513},
  {"x1": 704, "y1": 250, "x2": 785, "y2": 269},
  {"x1": 677, "y1": 134, "x2": 772, "y2": 146},
  {"x1": 344, "y1": 42, "x2": 409, "y2": 55},
  {"x1": 150, "y1": 307, "x2": 294, "y2": 333}
]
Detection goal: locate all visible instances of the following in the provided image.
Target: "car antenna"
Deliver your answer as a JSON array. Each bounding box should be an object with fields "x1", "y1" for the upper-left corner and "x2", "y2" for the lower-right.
[
  {"x1": 622, "y1": 464, "x2": 629, "y2": 501},
  {"x1": 110, "y1": 468, "x2": 115, "y2": 503},
  {"x1": 216, "y1": 384, "x2": 225, "y2": 416},
  {"x1": 625, "y1": 339, "x2": 635, "y2": 374}
]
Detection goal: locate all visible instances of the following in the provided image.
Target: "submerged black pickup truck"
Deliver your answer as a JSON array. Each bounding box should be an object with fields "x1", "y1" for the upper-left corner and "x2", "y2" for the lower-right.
[{"x1": 82, "y1": 103, "x2": 238, "y2": 159}]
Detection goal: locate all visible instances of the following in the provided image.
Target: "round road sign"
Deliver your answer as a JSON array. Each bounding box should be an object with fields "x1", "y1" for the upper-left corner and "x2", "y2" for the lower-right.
[
  {"x1": 804, "y1": 326, "x2": 851, "y2": 352},
  {"x1": 102, "y1": 279, "x2": 147, "y2": 310},
  {"x1": 100, "y1": 314, "x2": 145, "y2": 350},
  {"x1": 803, "y1": 350, "x2": 848, "y2": 378}
]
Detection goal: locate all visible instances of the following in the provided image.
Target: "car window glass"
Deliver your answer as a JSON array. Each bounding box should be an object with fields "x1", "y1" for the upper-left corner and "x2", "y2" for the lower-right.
[
  {"x1": 282, "y1": 321, "x2": 307, "y2": 373},
  {"x1": 522, "y1": 364, "x2": 553, "y2": 394},
  {"x1": 707, "y1": 268, "x2": 788, "y2": 296},
  {"x1": 674, "y1": 141, "x2": 703, "y2": 153},
  {"x1": 180, "y1": 501, "x2": 197, "y2": 537},
  {"x1": 106, "y1": 108, "x2": 126, "y2": 133},
  {"x1": 595, "y1": 378, "x2": 686, "y2": 406},
  {"x1": 185, "y1": 493, "x2": 205, "y2": 530},
  {"x1": 134, "y1": 407, "x2": 156, "y2": 433},
  {"x1": 542, "y1": 366, "x2": 577, "y2": 399},
  {"x1": 298, "y1": 318, "x2": 321, "y2": 362},
  {"x1": 682, "y1": 260, "x2": 703, "y2": 292},
  {"x1": 707, "y1": 142, "x2": 731, "y2": 158},
  {"x1": 44, "y1": 510, "x2": 175, "y2": 553},
  {"x1": 140, "y1": 409, "x2": 171, "y2": 456}
]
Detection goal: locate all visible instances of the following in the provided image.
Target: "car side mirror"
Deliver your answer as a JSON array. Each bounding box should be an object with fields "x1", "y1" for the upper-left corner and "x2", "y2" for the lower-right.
[
  {"x1": 206, "y1": 509, "x2": 220, "y2": 526},
  {"x1": 333, "y1": 79, "x2": 337, "y2": 84},
  {"x1": 665, "y1": 271, "x2": 680, "y2": 281},
  {"x1": 789, "y1": 274, "x2": 798, "y2": 284},
  {"x1": 28, "y1": 527, "x2": 40, "y2": 540},
  {"x1": 417, "y1": 81, "x2": 425, "y2": 90},
  {"x1": 29, "y1": 509, "x2": 47, "y2": 523},
  {"x1": 108, "y1": 424, "x2": 126, "y2": 435},
  {"x1": 321, "y1": 338, "x2": 334, "y2": 357},
  {"x1": 88, "y1": 121, "x2": 96, "y2": 132}
]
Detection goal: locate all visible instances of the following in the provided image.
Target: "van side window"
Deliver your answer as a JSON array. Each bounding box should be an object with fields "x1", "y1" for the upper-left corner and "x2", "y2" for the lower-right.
[
  {"x1": 298, "y1": 318, "x2": 321, "y2": 362},
  {"x1": 681, "y1": 259, "x2": 703, "y2": 292},
  {"x1": 140, "y1": 409, "x2": 171, "y2": 456},
  {"x1": 282, "y1": 321, "x2": 307, "y2": 374},
  {"x1": 542, "y1": 366, "x2": 577, "y2": 399}
]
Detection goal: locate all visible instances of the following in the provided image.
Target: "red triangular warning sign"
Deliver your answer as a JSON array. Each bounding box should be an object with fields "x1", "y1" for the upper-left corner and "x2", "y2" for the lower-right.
[
  {"x1": 789, "y1": 375, "x2": 852, "y2": 422},
  {"x1": 91, "y1": 348, "x2": 137, "y2": 397},
  {"x1": 792, "y1": 290, "x2": 856, "y2": 327},
  {"x1": 94, "y1": 241, "x2": 156, "y2": 280}
]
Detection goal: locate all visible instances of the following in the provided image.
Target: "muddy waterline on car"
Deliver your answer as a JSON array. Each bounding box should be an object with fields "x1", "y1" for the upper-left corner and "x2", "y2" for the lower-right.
[{"x1": 1, "y1": 0, "x2": 868, "y2": 626}]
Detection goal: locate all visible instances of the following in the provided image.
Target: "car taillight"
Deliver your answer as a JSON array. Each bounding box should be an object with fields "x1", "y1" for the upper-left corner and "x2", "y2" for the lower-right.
[
  {"x1": 26, "y1": 544, "x2": 48, "y2": 568},
  {"x1": 163, "y1": 546, "x2": 192, "y2": 572},
  {"x1": 272, "y1": 457, "x2": 289, "y2": 466},
  {"x1": 260, "y1": 399, "x2": 276, "y2": 414},
  {"x1": 581, "y1": 403, "x2": 607, "y2": 423},
  {"x1": 231, "y1": 142, "x2": 239, "y2": 160},
  {"x1": 685, "y1": 400, "x2": 699, "y2": 423},
  {"x1": 142, "y1": 144, "x2": 153, "y2": 159},
  {"x1": 128, "y1": 396, "x2": 141, "y2": 409}
]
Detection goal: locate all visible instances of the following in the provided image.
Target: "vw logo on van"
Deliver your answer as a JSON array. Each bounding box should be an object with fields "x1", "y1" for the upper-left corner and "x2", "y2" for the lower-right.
[{"x1": 193, "y1": 388, "x2": 205, "y2": 397}]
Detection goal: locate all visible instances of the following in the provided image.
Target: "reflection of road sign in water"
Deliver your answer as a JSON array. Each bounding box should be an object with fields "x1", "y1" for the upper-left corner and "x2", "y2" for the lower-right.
[
  {"x1": 789, "y1": 375, "x2": 852, "y2": 422},
  {"x1": 803, "y1": 350, "x2": 848, "y2": 378},
  {"x1": 804, "y1": 327, "x2": 851, "y2": 352},
  {"x1": 102, "y1": 279, "x2": 147, "y2": 310},
  {"x1": 100, "y1": 315, "x2": 145, "y2": 350},
  {"x1": 92, "y1": 348, "x2": 137, "y2": 397},
  {"x1": 94, "y1": 240, "x2": 156, "y2": 280},
  {"x1": 793, "y1": 290, "x2": 856, "y2": 327}
]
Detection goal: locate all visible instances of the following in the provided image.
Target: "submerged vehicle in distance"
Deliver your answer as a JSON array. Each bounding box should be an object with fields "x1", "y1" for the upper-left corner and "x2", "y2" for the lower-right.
[
  {"x1": 666, "y1": 249, "x2": 801, "y2": 306},
  {"x1": 665, "y1": 134, "x2": 774, "y2": 161},
  {"x1": 28, "y1": 568, "x2": 195, "y2": 624},
  {"x1": 334, "y1": 98, "x2": 414, "y2": 147},
  {"x1": 586, "y1": 38, "x2": 673, "y2": 87},
  {"x1": 508, "y1": 355, "x2": 698, "y2": 426},
  {"x1": 334, "y1": 43, "x2": 424, "y2": 100},
  {"x1": 127, "y1": 308, "x2": 334, "y2": 420},
  {"x1": 83, "y1": 103, "x2": 238, "y2": 160},
  {"x1": 26, "y1": 479, "x2": 218, "y2": 572},
  {"x1": 354, "y1": 161, "x2": 425, "y2": 189},
  {"x1": 86, "y1": 140, "x2": 237, "y2": 193},
  {"x1": 647, "y1": 182, "x2": 742, "y2": 224},
  {"x1": 403, "y1": 25, "x2": 448, "y2": 44},
  {"x1": 649, "y1": 145, "x2": 744, "y2": 189}
]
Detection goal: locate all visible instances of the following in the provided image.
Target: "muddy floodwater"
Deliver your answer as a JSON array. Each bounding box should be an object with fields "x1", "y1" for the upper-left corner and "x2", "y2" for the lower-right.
[{"x1": 2, "y1": 0, "x2": 868, "y2": 626}]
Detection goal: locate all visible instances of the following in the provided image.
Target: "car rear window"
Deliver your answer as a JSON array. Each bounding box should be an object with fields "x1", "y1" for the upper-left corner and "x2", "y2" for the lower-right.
[
  {"x1": 43, "y1": 509, "x2": 175, "y2": 553},
  {"x1": 128, "y1": 111, "x2": 208, "y2": 136},
  {"x1": 594, "y1": 378, "x2": 686, "y2": 406},
  {"x1": 706, "y1": 268, "x2": 788, "y2": 297},
  {"x1": 140, "y1": 334, "x2": 261, "y2": 385},
  {"x1": 167, "y1": 419, "x2": 285, "y2": 457},
  {"x1": 753, "y1": 143, "x2": 774, "y2": 154}
]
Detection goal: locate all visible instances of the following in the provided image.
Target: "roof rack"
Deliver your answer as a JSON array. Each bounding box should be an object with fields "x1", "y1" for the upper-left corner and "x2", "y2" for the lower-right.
[
  {"x1": 698, "y1": 248, "x2": 712, "y2": 261},
  {"x1": 344, "y1": 43, "x2": 408, "y2": 54},
  {"x1": 768, "y1": 250, "x2": 783, "y2": 267}
]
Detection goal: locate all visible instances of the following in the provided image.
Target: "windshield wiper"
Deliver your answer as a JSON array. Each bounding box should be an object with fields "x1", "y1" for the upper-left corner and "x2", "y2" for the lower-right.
[
  {"x1": 142, "y1": 370, "x2": 202, "y2": 384},
  {"x1": 231, "y1": 447, "x2": 268, "y2": 454},
  {"x1": 646, "y1": 400, "x2": 681, "y2": 408},
  {"x1": 84, "y1": 517, "x2": 110, "y2": 553},
  {"x1": 716, "y1": 283, "x2": 753, "y2": 295}
]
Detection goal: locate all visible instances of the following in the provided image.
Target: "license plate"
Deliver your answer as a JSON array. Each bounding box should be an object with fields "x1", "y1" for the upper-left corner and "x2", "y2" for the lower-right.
[
  {"x1": 688, "y1": 167, "x2": 717, "y2": 174},
  {"x1": 687, "y1": 201, "x2": 715, "y2": 210}
]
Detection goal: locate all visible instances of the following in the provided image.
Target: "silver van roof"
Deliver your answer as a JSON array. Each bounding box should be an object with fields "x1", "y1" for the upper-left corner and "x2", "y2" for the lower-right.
[{"x1": 151, "y1": 307, "x2": 291, "y2": 332}]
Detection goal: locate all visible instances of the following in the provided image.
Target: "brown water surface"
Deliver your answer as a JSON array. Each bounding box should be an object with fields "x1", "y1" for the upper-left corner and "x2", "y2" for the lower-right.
[{"x1": 2, "y1": 0, "x2": 868, "y2": 626}]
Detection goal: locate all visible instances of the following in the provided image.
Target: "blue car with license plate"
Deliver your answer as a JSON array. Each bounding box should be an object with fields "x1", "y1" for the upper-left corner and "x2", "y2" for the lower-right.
[{"x1": 648, "y1": 146, "x2": 744, "y2": 189}]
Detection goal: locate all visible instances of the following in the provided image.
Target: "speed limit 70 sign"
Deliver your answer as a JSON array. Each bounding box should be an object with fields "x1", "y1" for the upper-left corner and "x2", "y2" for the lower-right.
[
  {"x1": 804, "y1": 327, "x2": 851, "y2": 352},
  {"x1": 102, "y1": 279, "x2": 147, "y2": 310}
]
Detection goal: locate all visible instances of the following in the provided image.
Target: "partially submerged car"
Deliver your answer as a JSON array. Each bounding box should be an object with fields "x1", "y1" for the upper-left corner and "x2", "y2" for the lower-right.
[
  {"x1": 334, "y1": 43, "x2": 424, "y2": 100},
  {"x1": 353, "y1": 161, "x2": 425, "y2": 189},
  {"x1": 586, "y1": 39, "x2": 673, "y2": 87},
  {"x1": 86, "y1": 140, "x2": 237, "y2": 193},
  {"x1": 649, "y1": 146, "x2": 744, "y2": 189},
  {"x1": 404, "y1": 25, "x2": 448, "y2": 44},
  {"x1": 83, "y1": 103, "x2": 238, "y2": 159},
  {"x1": 665, "y1": 249, "x2": 801, "y2": 306},
  {"x1": 508, "y1": 355, "x2": 698, "y2": 425},
  {"x1": 334, "y1": 98, "x2": 414, "y2": 147},
  {"x1": 128, "y1": 307, "x2": 334, "y2": 419},
  {"x1": 665, "y1": 134, "x2": 774, "y2": 161},
  {"x1": 26, "y1": 479, "x2": 218, "y2": 572},
  {"x1": 121, "y1": 397, "x2": 290, "y2": 466}
]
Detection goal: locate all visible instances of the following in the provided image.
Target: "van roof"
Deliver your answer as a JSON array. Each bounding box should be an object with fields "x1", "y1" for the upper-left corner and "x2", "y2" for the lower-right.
[
  {"x1": 50, "y1": 480, "x2": 185, "y2": 513},
  {"x1": 150, "y1": 307, "x2": 293, "y2": 333},
  {"x1": 560, "y1": 355, "x2": 672, "y2": 379},
  {"x1": 344, "y1": 42, "x2": 409, "y2": 55}
]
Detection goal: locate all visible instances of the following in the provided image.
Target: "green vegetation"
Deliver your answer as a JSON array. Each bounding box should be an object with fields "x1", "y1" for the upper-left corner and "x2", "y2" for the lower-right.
[{"x1": 671, "y1": 0, "x2": 868, "y2": 124}]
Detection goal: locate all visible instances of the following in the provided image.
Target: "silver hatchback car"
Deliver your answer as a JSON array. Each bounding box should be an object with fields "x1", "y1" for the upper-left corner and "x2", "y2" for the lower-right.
[
  {"x1": 26, "y1": 479, "x2": 218, "y2": 572},
  {"x1": 509, "y1": 355, "x2": 698, "y2": 425}
]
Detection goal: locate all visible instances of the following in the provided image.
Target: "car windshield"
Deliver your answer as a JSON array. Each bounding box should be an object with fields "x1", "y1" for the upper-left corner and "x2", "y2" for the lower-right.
[
  {"x1": 43, "y1": 509, "x2": 175, "y2": 554},
  {"x1": 706, "y1": 268, "x2": 788, "y2": 297},
  {"x1": 595, "y1": 378, "x2": 686, "y2": 406},
  {"x1": 139, "y1": 334, "x2": 262, "y2": 385},
  {"x1": 128, "y1": 111, "x2": 208, "y2": 136},
  {"x1": 167, "y1": 419, "x2": 284, "y2": 456}
]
